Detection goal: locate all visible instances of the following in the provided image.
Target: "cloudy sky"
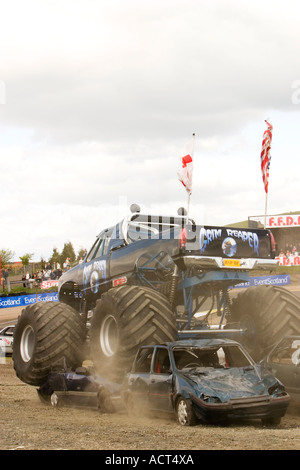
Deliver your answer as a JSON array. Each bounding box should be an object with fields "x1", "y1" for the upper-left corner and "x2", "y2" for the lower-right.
[{"x1": 1, "y1": 0, "x2": 300, "y2": 262}]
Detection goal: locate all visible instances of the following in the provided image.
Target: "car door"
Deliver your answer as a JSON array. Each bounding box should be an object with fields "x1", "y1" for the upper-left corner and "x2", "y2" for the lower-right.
[
  {"x1": 266, "y1": 336, "x2": 300, "y2": 401},
  {"x1": 148, "y1": 346, "x2": 173, "y2": 413},
  {"x1": 127, "y1": 347, "x2": 153, "y2": 410}
]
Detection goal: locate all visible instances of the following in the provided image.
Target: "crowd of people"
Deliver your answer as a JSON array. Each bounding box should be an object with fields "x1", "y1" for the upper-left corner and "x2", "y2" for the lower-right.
[
  {"x1": 22, "y1": 257, "x2": 73, "y2": 284},
  {"x1": 278, "y1": 243, "x2": 300, "y2": 258},
  {"x1": 277, "y1": 242, "x2": 300, "y2": 265}
]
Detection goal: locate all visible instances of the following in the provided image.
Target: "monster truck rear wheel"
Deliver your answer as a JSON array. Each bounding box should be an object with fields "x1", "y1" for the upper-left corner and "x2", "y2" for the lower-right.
[
  {"x1": 13, "y1": 302, "x2": 86, "y2": 386},
  {"x1": 230, "y1": 285, "x2": 300, "y2": 361},
  {"x1": 90, "y1": 285, "x2": 178, "y2": 382}
]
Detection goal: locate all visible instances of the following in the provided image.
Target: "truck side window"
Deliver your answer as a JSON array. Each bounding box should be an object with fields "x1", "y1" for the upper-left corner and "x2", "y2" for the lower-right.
[
  {"x1": 86, "y1": 239, "x2": 100, "y2": 262},
  {"x1": 94, "y1": 239, "x2": 104, "y2": 258}
]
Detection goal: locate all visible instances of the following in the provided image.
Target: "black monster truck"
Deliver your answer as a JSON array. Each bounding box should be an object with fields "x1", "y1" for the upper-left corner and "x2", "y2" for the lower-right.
[{"x1": 13, "y1": 205, "x2": 300, "y2": 385}]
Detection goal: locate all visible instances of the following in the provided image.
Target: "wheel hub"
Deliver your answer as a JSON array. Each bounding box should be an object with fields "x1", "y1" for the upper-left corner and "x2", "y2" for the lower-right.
[
  {"x1": 177, "y1": 399, "x2": 188, "y2": 425},
  {"x1": 99, "y1": 315, "x2": 119, "y2": 357},
  {"x1": 20, "y1": 325, "x2": 35, "y2": 362}
]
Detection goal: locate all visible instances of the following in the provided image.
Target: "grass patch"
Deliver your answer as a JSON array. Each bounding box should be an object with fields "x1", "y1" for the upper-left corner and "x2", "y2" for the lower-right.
[
  {"x1": 277, "y1": 266, "x2": 300, "y2": 275},
  {"x1": 0, "y1": 285, "x2": 58, "y2": 297}
]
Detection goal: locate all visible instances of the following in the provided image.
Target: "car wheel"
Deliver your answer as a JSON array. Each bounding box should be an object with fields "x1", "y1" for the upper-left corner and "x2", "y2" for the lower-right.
[
  {"x1": 261, "y1": 416, "x2": 281, "y2": 426},
  {"x1": 176, "y1": 397, "x2": 197, "y2": 426},
  {"x1": 50, "y1": 392, "x2": 60, "y2": 407},
  {"x1": 97, "y1": 388, "x2": 115, "y2": 413}
]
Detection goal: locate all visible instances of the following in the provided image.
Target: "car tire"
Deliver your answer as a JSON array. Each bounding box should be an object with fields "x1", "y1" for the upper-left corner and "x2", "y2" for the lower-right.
[
  {"x1": 13, "y1": 301, "x2": 86, "y2": 386},
  {"x1": 97, "y1": 388, "x2": 115, "y2": 413},
  {"x1": 89, "y1": 285, "x2": 177, "y2": 382},
  {"x1": 176, "y1": 396, "x2": 197, "y2": 426},
  {"x1": 50, "y1": 392, "x2": 60, "y2": 407},
  {"x1": 261, "y1": 416, "x2": 281, "y2": 426},
  {"x1": 230, "y1": 286, "x2": 300, "y2": 361}
]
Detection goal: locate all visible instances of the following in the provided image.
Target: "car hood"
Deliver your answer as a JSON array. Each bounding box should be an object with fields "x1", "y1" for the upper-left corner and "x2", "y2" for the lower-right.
[{"x1": 181, "y1": 366, "x2": 277, "y2": 402}]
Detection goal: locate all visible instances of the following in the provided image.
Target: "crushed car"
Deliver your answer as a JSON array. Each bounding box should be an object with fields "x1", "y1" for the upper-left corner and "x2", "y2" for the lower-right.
[
  {"x1": 261, "y1": 336, "x2": 300, "y2": 408},
  {"x1": 0, "y1": 325, "x2": 14, "y2": 356},
  {"x1": 37, "y1": 366, "x2": 123, "y2": 413},
  {"x1": 122, "y1": 338, "x2": 290, "y2": 426}
]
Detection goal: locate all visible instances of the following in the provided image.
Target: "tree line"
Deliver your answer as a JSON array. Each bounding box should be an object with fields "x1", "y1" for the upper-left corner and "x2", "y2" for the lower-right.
[{"x1": 0, "y1": 242, "x2": 86, "y2": 272}]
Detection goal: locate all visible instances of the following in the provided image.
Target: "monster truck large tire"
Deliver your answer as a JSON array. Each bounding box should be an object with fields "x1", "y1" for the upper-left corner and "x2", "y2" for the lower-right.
[
  {"x1": 89, "y1": 285, "x2": 178, "y2": 382},
  {"x1": 13, "y1": 302, "x2": 86, "y2": 386},
  {"x1": 230, "y1": 285, "x2": 300, "y2": 361}
]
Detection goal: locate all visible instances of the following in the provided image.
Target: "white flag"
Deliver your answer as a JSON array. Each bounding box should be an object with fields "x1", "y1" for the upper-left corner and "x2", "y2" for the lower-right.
[
  {"x1": 177, "y1": 138, "x2": 194, "y2": 195},
  {"x1": 178, "y1": 154, "x2": 193, "y2": 194}
]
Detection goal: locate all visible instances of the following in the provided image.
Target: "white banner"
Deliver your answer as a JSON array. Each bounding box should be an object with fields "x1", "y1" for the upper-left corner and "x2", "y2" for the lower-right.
[
  {"x1": 276, "y1": 255, "x2": 300, "y2": 266},
  {"x1": 249, "y1": 214, "x2": 300, "y2": 228}
]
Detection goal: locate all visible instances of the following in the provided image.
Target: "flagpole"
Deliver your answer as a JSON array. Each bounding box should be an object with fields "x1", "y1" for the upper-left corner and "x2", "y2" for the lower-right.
[{"x1": 264, "y1": 192, "x2": 268, "y2": 228}]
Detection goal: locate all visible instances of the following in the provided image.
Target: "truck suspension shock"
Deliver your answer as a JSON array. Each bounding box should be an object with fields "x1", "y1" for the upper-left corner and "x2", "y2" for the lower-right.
[{"x1": 169, "y1": 265, "x2": 179, "y2": 308}]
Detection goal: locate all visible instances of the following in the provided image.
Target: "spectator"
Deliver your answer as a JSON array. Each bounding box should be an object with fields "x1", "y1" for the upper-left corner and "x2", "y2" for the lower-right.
[
  {"x1": 56, "y1": 265, "x2": 63, "y2": 278},
  {"x1": 2, "y1": 268, "x2": 8, "y2": 285},
  {"x1": 22, "y1": 271, "x2": 30, "y2": 287},
  {"x1": 63, "y1": 257, "x2": 70, "y2": 271},
  {"x1": 43, "y1": 269, "x2": 51, "y2": 280},
  {"x1": 50, "y1": 269, "x2": 57, "y2": 280},
  {"x1": 2, "y1": 268, "x2": 10, "y2": 291}
]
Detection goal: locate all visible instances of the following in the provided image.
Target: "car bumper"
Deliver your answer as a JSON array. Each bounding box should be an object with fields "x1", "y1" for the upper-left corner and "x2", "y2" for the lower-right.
[
  {"x1": 0, "y1": 345, "x2": 13, "y2": 355},
  {"x1": 191, "y1": 393, "x2": 290, "y2": 423}
]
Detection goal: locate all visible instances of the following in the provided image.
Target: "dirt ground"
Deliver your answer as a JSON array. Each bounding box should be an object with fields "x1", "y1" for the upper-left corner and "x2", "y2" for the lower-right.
[
  {"x1": 1, "y1": 276, "x2": 300, "y2": 451},
  {"x1": 0, "y1": 359, "x2": 300, "y2": 451}
]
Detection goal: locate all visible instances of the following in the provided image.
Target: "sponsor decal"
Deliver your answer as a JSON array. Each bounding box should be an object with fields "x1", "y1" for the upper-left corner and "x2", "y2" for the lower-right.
[
  {"x1": 0, "y1": 292, "x2": 59, "y2": 309},
  {"x1": 40, "y1": 280, "x2": 59, "y2": 289},
  {"x1": 112, "y1": 276, "x2": 127, "y2": 287},
  {"x1": 234, "y1": 274, "x2": 290, "y2": 289}
]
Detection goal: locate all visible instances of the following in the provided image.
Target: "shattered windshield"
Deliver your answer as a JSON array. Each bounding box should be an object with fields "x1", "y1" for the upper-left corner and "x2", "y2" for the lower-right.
[{"x1": 173, "y1": 345, "x2": 252, "y2": 370}]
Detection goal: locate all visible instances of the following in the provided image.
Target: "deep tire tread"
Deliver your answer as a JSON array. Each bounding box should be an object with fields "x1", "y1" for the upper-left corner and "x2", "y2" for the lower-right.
[
  {"x1": 230, "y1": 285, "x2": 300, "y2": 360},
  {"x1": 90, "y1": 285, "x2": 177, "y2": 381},
  {"x1": 13, "y1": 302, "x2": 86, "y2": 386}
]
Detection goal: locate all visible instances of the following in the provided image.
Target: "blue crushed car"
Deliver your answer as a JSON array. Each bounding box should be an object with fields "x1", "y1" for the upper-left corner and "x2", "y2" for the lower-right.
[
  {"x1": 261, "y1": 335, "x2": 300, "y2": 408},
  {"x1": 122, "y1": 338, "x2": 290, "y2": 426},
  {"x1": 37, "y1": 366, "x2": 123, "y2": 413}
]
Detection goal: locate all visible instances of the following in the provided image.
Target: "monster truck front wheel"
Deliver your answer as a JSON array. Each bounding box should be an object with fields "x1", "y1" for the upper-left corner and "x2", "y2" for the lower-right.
[
  {"x1": 13, "y1": 302, "x2": 86, "y2": 386},
  {"x1": 230, "y1": 285, "x2": 300, "y2": 361},
  {"x1": 90, "y1": 285, "x2": 178, "y2": 382}
]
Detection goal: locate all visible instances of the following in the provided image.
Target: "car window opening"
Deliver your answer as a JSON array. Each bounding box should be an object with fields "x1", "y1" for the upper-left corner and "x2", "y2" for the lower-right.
[{"x1": 173, "y1": 346, "x2": 252, "y2": 370}]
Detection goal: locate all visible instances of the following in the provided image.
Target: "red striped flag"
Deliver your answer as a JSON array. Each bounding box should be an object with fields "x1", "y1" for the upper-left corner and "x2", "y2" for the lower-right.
[{"x1": 260, "y1": 120, "x2": 273, "y2": 193}]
